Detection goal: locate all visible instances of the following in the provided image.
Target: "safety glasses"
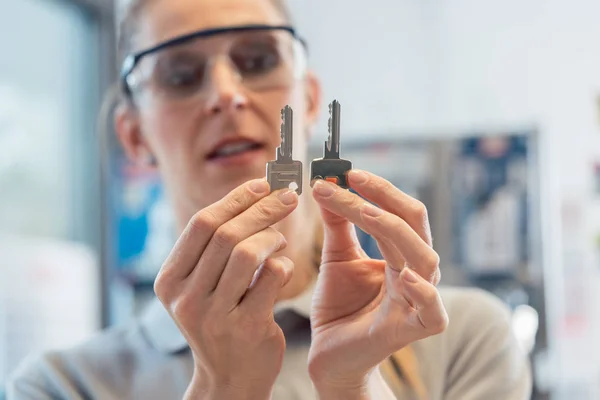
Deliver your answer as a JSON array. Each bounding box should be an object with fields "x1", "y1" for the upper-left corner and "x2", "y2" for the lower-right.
[{"x1": 120, "y1": 24, "x2": 308, "y2": 105}]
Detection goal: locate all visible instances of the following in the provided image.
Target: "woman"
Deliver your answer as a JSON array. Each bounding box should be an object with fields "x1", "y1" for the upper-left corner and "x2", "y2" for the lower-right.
[{"x1": 7, "y1": 0, "x2": 532, "y2": 399}]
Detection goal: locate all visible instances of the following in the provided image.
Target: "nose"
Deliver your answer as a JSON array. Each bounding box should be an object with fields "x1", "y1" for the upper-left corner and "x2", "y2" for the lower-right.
[{"x1": 203, "y1": 60, "x2": 248, "y2": 115}]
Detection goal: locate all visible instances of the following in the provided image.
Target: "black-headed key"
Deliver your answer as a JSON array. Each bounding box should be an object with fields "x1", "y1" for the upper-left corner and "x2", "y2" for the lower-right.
[
  {"x1": 266, "y1": 105, "x2": 303, "y2": 195},
  {"x1": 310, "y1": 99, "x2": 352, "y2": 188}
]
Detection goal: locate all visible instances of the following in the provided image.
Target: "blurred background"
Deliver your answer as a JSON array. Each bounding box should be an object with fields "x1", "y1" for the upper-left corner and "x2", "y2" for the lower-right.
[{"x1": 3, "y1": 0, "x2": 600, "y2": 399}]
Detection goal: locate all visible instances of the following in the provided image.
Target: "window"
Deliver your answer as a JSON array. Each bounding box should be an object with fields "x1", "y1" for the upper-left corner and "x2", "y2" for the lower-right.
[{"x1": 0, "y1": 0, "x2": 114, "y2": 386}]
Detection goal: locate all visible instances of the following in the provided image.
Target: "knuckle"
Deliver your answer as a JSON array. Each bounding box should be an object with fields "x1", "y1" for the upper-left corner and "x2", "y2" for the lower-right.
[
  {"x1": 422, "y1": 288, "x2": 440, "y2": 308},
  {"x1": 432, "y1": 268, "x2": 442, "y2": 286},
  {"x1": 261, "y1": 260, "x2": 285, "y2": 283},
  {"x1": 222, "y1": 193, "x2": 247, "y2": 214},
  {"x1": 171, "y1": 296, "x2": 215, "y2": 328},
  {"x1": 231, "y1": 243, "x2": 259, "y2": 266},
  {"x1": 190, "y1": 209, "x2": 219, "y2": 232},
  {"x1": 265, "y1": 225, "x2": 280, "y2": 237},
  {"x1": 170, "y1": 296, "x2": 194, "y2": 322},
  {"x1": 430, "y1": 312, "x2": 449, "y2": 334},
  {"x1": 411, "y1": 200, "x2": 428, "y2": 220},
  {"x1": 253, "y1": 201, "x2": 279, "y2": 221},
  {"x1": 338, "y1": 191, "x2": 359, "y2": 208},
  {"x1": 153, "y1": 264, "x2": 180, "y2": 302},
  {"x1": 373, "y1": 176, "x2": 393, "y2": 193},
  {"x1": 425, "y1": 252, "x2": 441, "y2": 277},
  {"x1": 268, "y1": 227, "x2": 287, "y2": 246},
  {"x1": 153, "y1": 272, "x2": 170, "y2": 301},
  {"x1": 212, "y1": 225, "x2": 241, "y2": 249},
  {"x1": 427, "y1": 251, "x2": 440, "y2": 267}
]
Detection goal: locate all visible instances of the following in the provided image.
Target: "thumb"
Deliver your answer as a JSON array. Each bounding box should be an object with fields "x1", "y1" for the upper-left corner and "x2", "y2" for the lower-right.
[{"x1": 313, "y1": 183, "x2": 365, "y2": 263}]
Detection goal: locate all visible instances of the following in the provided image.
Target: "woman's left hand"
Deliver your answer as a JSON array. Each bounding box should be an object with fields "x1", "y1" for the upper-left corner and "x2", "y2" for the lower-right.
[{"x1": 307, "y1": 170, "x2": 449, "y2": 395}]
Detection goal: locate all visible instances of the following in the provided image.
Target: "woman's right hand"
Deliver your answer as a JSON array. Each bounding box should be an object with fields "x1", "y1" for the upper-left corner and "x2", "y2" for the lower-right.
[{"x1": 153, "y1": 178, "x2": 299, "y2": 400}]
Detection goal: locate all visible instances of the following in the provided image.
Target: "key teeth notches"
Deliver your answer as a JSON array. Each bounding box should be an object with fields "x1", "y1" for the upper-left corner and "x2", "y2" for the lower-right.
[
  {"x1": 282, "y1": 105, "x2": 292, "y2": 121},
  {"x1": 281, "y1": 105, "x2": 291, "y2": 122},
  {"x1": 266, "y1": 105, "x2": 302, "y2": 195},
  {"x1": 329, "y1": 99, "x2": 339, "y2": 115},
  {"x1": 321, "y1": 99, "x2": 342, "y2": 158}
]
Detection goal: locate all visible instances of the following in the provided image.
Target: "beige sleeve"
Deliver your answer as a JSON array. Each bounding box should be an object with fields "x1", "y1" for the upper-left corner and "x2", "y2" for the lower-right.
[{"x1": 443, "y1": 288, "x2": 532, "y2": 400}]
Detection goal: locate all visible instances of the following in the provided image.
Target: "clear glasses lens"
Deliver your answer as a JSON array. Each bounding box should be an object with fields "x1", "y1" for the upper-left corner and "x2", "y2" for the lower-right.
[{"x1": 126, "y1": 29, "x2": 306, "y2": 103}]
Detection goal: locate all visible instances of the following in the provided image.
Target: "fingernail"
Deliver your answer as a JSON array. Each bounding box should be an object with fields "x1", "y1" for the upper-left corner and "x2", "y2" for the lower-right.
[
  {"x1": 250, "y1": 179, "x2": 269, "y2": 194},
  {"x1": 402, "y1": 267, "x2": 418, "y2": 283},
  {"x1": 349, "y1": 170, "x2": 368, "y2": 184},
  {"x1": 361, "y1": 202, "x2": 383, "y2": 218},
  {"x1": 313, "y1": 180, "x2": 336, "y2": 198},
  {"x1": 278, "y1": 189, "x2": 298, "y2": 205}
]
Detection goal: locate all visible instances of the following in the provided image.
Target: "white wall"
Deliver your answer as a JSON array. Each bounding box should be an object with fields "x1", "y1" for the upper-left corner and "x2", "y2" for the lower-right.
[
  {"x1": 0, "y1": 0, "x2": 100, "y2": 242},
  {"x1": 291, "y1": 0, "x2": 600, "y2": 398},
  {"x1": 288, "y1": 0, "x2": 436, "y2": 138},
  {"x1": 429, "y1": 1, "x2": 600, "y2": 397},
  {"x1": 0, "y1": 0, "x2": 102, "y2": 384}
]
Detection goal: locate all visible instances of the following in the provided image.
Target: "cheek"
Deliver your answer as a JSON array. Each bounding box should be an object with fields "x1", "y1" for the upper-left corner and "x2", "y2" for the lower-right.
[{"x1": 139, "y1": 106, "x2": 197, "y2": 159}]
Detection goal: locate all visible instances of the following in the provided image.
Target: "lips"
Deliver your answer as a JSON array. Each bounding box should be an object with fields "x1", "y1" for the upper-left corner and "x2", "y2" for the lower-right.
[{"x1": 206, "y1": 138, "x2": 265, "y2": 161}]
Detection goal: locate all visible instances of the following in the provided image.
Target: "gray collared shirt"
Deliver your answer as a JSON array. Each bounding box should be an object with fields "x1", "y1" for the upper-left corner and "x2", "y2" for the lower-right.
[{"x1": 6, "y1": 287, "x2": 532, "y2": 399}]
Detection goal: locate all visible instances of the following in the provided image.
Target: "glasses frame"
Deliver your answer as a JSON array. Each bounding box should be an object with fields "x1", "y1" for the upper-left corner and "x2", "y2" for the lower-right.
[{"x1": 120, "y1": 24, "x2": 308, "y2": 97}]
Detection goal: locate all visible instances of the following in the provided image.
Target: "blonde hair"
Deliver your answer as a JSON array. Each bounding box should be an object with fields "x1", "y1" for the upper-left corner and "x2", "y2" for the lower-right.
[
  {"x1": 116, "y1": 0, "x2": 294, "y2": 69},
  {"x1": 107, "y1": 1, "x2": 426, "y2": 398}
]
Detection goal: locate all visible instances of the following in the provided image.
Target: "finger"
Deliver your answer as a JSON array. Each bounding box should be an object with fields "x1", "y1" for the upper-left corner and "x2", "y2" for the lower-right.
[
  {"x1": 157, "y1": 178, "x2": 271, "y2": 285},
  {"x1": 374, "y1": 225, "x2": 442, "y2": 286},
  {"x1": 239, "y1": 256, "x2": 295, "y2": 317},
  {"x1": 313, "y1": 189, "x2": 365, "y2": 263},
  {"x1": 189, "y1": 188, "x2": 298, "y2": 293},
  {"x1": 361, "y1": 203, "x2": 440, "y2": 283},
  {"x1": 371, "y1": 235, "x2": 406, "y2": 272},
  {"x1": 347, "y1": 170, "x2": 432, "y2": 246},
  {"x1": 313, "y1": 180, "x2": 438, "y2": 282},
  {"x1": 211, "y1": 227, "x2": 288, "y2": 310},
  {"x1": 396, "y1": 268, "x2": 448, "y2": 334}
]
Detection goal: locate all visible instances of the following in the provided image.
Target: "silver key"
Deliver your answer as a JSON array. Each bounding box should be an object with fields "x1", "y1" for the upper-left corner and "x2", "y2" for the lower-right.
[
  {"x1": 266, "y1": 105, "x2": 303, "y2": 195},
  {"x1": 310, "y1": 99, "x2": 352, "y2": 188}
]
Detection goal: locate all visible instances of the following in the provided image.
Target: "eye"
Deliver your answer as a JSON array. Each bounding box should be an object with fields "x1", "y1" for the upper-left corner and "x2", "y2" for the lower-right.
[
  {"x1": 231, "y1": 41, "x2": 280, "y2": 76},
  {"x1": 154, "y1": 54, "x2": 206, "y2": 95}
]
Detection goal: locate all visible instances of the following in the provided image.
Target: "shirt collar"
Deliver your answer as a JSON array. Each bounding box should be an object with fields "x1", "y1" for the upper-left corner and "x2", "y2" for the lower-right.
[
  {"x1": 273, "y1": 277, "x2": 314, "y2": 318},
  {"x1": 140, "y1": 278, "x2": 315, "y2": 354}
]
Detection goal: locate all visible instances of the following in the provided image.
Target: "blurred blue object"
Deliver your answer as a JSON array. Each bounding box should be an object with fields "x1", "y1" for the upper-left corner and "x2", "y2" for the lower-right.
[
  {"x1": 356, "y1": 228, "x2": 383, "y2": 260},
  {"x1": 348, "y1": 187, "x2": 383, "y2": 260}
]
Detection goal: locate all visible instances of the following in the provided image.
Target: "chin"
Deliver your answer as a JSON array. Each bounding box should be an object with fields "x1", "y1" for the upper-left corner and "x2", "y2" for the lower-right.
[
  {"x1": 186, "y1": 155, "x2": 270, "y2": 209},
  {"x1": 227, "y1": 169, "x2": 266, "y2": 190},
  {"x1": 197, "y1": 174, "x2": 262, "y2": 205}
]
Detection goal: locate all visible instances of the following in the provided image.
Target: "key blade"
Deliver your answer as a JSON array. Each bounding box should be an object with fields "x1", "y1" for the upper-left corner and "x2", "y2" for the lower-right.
[
  {"x1": 325, "y1": 100, "x2": 341, "y2": 158},
  {"x1": 310, "y1": 100, "x2": 351, "y2": 188},
  {"x1": 266, "y1": 105, "x2": 303, "y2": 195},
  {"x1": 279, "y1": 105, "x2": 293, "y2": 160}
]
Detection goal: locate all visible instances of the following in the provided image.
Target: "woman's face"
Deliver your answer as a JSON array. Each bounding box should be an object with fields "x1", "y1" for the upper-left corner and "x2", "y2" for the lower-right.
[{"x1": 116, "y1": 0, "x2": 321, "y2": 225}]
